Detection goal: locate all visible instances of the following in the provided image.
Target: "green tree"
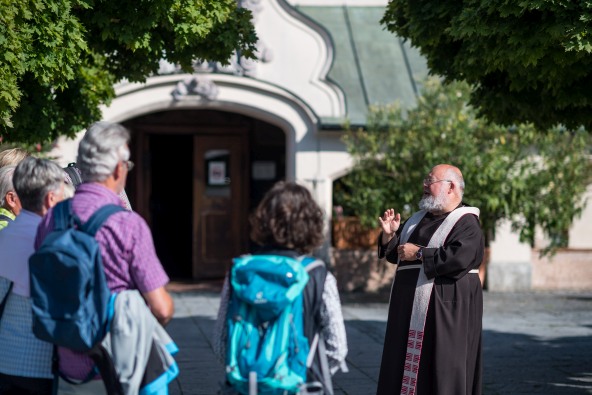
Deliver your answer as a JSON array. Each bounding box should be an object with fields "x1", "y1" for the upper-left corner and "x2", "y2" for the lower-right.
[
  {"x1": 0, "y1": 0, "x2": 257, "y2": 144},
  {"x1": 381, "y1": 1, "x2": 592, "y2": 131},
  {"x1": 335, "y1": 78, "x2": 592, "y2": 254}
]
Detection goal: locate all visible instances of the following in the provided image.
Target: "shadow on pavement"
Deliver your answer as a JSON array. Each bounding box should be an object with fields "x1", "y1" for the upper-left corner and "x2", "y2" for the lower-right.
[{"x1": 482, "y1": 329, "x2": 592, "y2": 395}]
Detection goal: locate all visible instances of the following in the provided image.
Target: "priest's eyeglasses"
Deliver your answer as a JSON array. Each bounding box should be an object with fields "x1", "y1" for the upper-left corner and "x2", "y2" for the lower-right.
[{"x1": 423, "y1": 178, "x2": 452, "y2": 186}]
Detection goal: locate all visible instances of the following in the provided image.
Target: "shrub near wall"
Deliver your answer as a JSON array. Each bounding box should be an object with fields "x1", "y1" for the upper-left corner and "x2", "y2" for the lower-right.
[
  {"x1": 338, "y1": 78, "x2": 592, "y2": 258},
  {"x1": 331, "y1": 216, "x2": 395, "y2": 294},
  {"x1": 332, "y1": 216, "x2": 381, "y2": 249}
]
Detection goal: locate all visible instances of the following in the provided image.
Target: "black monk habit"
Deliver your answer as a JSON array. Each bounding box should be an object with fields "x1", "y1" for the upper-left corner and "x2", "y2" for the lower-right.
[{"x1": 376, "y1": 205, "x2": 484, "y2": 395}]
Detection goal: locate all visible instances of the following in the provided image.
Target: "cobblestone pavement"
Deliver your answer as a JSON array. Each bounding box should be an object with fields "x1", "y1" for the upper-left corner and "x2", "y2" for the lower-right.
[{"x1": 166, "y1": 289, "x2": 592, "y2": 395}]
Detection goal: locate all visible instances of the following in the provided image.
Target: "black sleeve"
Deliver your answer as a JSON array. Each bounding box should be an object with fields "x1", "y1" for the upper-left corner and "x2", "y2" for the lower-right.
[{"x1": 377, "y1": 226, "x2": 404, "y2": 264}]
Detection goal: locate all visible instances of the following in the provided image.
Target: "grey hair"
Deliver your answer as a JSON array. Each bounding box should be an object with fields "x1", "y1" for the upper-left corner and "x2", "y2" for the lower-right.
[
  {"x1": 444, "y1": 167, "x2": 465, "y2": 199},
  {"x1": 0, "y1": 147, "x2": 30, "y2": 167},
  {"x1": 0, "y1": 165, "x2": 16, "y2": 206},
  {"x1": 13, "y1": 157, "x2": 65, "y2": 213},
  {"x1": 77, "y1": 122, "x2": 131, "y2": 182}
]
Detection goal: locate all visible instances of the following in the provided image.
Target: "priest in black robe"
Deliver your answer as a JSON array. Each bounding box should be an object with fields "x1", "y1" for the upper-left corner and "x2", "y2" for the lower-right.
[{"x1": 376, "y1": 163, "x2": 484, "y2": 395}]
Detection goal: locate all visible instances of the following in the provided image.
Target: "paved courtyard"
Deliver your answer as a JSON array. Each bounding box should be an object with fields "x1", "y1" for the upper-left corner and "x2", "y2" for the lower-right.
[{"x1": 166, "y1": 289, "x2": 592, "y2": 395}]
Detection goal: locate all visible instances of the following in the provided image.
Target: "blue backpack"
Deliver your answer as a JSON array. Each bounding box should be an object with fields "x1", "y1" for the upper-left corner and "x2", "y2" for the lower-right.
[
  {"x1": 226, "y1": 254, "x2": 326, "y2": 395},
  {"x1": 29, "y1": 199, "x2": 125, "y2": 352}
]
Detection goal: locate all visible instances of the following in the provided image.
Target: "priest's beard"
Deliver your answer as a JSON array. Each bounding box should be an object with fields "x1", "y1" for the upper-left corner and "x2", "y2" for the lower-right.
[{"x1": 418, "y1": 188, "x2": 448, "y2": 212}]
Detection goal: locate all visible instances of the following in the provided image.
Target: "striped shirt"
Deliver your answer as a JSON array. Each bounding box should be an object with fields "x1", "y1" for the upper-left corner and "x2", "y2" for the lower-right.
[
  {"x1": 0, "y1": 281, "x2": 54, "y2": 378},
  {"x1": 0, "y1": 210, "x2": 53, "y2": 378},
  {"x1": 35, "y1": 183, "x2": 170, "y2": 380}
]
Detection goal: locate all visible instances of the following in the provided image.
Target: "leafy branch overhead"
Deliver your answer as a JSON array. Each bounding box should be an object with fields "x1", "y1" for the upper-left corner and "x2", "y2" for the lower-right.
[
  {"x1": 381, "y1": 1, "x2": 592, "y2": 131},
  {"x1": 0, "y1": 0, "x2": 258, "y2": 144},
  {"x1": 335, "y1": 78, "x2": 592, "y2": 255}
]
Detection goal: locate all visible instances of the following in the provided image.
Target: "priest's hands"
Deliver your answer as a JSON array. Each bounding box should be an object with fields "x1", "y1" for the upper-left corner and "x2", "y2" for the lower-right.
[
  {"x1": 379, "y1": 208, "x2": 400, "y2": 244},
  {"x1": 397, "y1": 243, "x2": 421, "y2": 262}
]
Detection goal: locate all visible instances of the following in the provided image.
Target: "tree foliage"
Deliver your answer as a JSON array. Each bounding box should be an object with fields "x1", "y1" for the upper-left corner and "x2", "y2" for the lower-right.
[
  {"x1": 335, "y1": 78, "x2": 592, "y2": 254},
  {"x1": 381, "y1": 1, "x2": 592, "y2": 131},
  {"x1": 0, "y1": 0, "x2": 258, "y2": 144}
]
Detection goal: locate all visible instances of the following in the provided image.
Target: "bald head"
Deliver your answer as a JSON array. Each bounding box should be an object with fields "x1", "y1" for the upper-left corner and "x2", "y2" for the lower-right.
[
  {"x1": 420, "y1": 164, "x2": 464, "y2": 214},
  {"x1": 432, "y1": 164, "x2": 464, "y2": 194},
  {"x1": 432, "y1": 164, "x2": 459, "y2": 176}
]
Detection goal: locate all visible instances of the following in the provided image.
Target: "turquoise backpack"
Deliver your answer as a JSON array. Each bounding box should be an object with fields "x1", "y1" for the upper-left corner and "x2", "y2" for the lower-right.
[{"x1": 226, "y1": 254, "x2": 322, "y2": 395}]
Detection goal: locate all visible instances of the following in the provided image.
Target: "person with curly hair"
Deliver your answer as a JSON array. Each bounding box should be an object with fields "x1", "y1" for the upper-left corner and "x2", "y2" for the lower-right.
[{"x1": 212, "y1": 181, "x2": 348, "y2": 394}]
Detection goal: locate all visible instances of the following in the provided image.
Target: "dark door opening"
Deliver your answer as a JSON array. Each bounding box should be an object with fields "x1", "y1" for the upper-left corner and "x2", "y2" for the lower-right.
[
  {"x1": 148, "y1": 134, "x2": 193, "y2": 279},
  {"x1": 125, "y1": 109, "x2": 287, "y2": 281}
]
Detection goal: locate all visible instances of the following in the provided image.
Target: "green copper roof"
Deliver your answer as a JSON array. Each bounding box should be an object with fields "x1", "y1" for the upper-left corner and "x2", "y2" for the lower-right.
[{"x1": 296, "y1": 6, "x2": 429, "y2": 127}]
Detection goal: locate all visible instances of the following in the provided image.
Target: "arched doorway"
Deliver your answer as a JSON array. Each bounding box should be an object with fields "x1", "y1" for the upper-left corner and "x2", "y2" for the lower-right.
[{"x1": 122, "y1": 109, "x2": 286, "y2": 280}]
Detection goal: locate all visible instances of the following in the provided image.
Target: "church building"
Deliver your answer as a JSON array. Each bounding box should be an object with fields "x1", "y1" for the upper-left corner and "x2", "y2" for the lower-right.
[{"x1": 49, "y1": 0, "x2": 592, "y2": 292}]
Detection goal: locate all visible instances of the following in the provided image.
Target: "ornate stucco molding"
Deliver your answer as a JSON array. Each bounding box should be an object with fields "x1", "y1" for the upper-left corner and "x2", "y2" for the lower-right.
[{"x1": 171, "y1": 76, "x2": 219, "y2": 101}]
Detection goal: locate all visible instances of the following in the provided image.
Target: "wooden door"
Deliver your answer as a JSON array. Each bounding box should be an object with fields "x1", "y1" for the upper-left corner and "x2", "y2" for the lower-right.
[{"x1": 193, "y1": 135, "x2": 248, "y2": 279}]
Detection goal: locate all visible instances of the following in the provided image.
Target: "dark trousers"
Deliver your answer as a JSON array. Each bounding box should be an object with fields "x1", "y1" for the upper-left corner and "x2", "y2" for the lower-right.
[{"x1": 0, "y1": 372, "x2": 53, "y2": 395}]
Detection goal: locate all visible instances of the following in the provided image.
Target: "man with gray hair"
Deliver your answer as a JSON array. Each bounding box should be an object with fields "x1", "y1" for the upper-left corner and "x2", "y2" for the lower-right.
[
  {"x1": 375, "y1": 163, "x2": 485, "y2": 395},
  {"x1": 0, "y1": 165, "x2": 21, "y2": 230},
  {"x1": 0, "y1": 156, "x2": 67, "y2": 394},
  {"x1": 35, "y1": 121, "x2": 174, "y2": 394}
]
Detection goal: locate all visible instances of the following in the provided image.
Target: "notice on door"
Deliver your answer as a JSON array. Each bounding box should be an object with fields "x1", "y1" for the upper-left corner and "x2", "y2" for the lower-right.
[
  {"x1": 208, "y1": 161, "x2": 226, "y2": 185},
  {"x1": 252, "y1": 161, "x2": 276, "y2": 180}
]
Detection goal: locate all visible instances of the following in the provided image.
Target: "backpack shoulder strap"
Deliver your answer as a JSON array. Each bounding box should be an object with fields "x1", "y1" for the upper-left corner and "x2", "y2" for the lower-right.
[
  {"x1": 301, "y1": 257, "x2": 326, "y2": 273},
  {"x1": 0, "y1": 281, "x2": 14, "y2": 320},
  {"x1": 300, "y1": 257, "x2": 332, "y2": 393},
  {"x1": 81, "y1": 205, "x2": 126, "y2": 236},
  {"x1": 300, "y1": 256, "x2": 327, "y2": 326},
  {"x1": 52, "y1": 199, "x2": 77, "y2": 231}
]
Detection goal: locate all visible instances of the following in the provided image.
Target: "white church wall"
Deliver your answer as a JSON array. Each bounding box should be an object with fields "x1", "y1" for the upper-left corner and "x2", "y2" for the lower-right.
[
  {"x1": 568, "y1": 185, "x2": 592, "y2": 249},
  {"x1": 487, "y1": 220, "x2": 533, "y2": 291},
  {"x1": 246, "y1": 0, "x2": 345, "y2": 119},
  {"x1": 287, "y1": 0, "x2": 388, "y2": 6},
  {"x1": 295, "y1": 131, "x2": 354, "y2": 262}
]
